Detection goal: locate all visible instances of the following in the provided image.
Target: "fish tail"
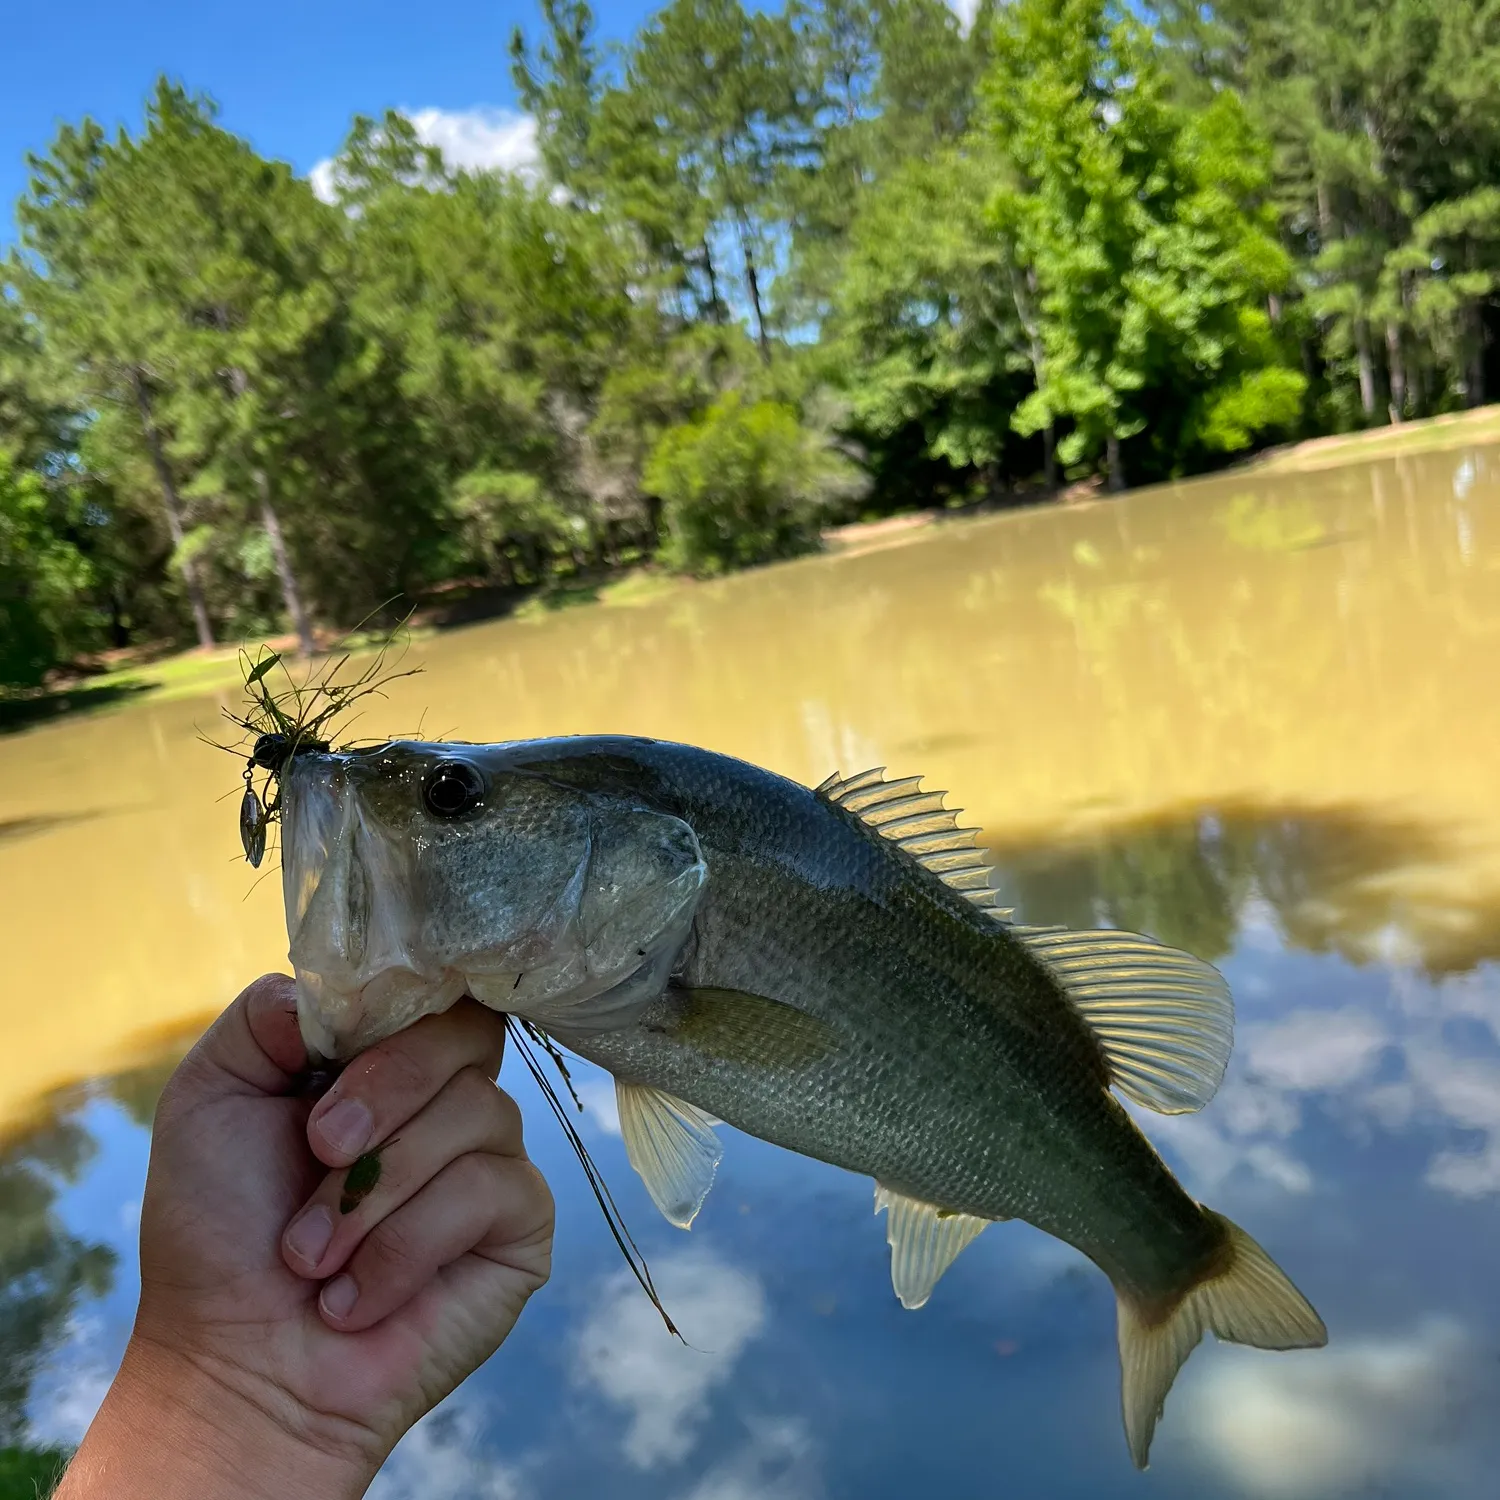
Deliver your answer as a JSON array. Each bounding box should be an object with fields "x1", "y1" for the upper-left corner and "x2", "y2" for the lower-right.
[{"x1": 1114, "y1": 1208, "x2": 1326, "y2": 1469}]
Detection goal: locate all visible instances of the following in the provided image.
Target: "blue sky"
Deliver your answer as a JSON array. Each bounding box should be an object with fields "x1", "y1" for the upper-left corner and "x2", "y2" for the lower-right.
[
  {"x1": 3, "y1": 1, "x2": 978, "y2": 240},
  {"x1": 0, "y1": 0, "x2": 664, "y2": 239}
]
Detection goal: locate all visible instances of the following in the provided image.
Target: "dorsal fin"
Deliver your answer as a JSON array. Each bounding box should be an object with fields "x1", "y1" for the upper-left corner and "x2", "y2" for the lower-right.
[
  {"x1": 1015, "y1": 927, "x2": 1234, "y2": 1114},
  {"x1": 815, "y1": 767, "x2": 1007, "y2": 914}
]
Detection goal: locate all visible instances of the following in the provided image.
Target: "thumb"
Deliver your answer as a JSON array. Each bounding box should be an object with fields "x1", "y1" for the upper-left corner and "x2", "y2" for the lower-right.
[{"x1": 173, "y1": 973, "x2": 311, "y2": 1103}]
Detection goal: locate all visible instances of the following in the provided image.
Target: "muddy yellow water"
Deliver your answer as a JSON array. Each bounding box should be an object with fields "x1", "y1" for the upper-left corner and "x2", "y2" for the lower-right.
[{"x1": 2, "y1": 442, "x2": 1498, "y2": 1133}]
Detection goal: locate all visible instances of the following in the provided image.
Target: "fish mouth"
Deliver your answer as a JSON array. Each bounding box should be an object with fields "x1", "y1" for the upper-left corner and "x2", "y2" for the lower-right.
[
  {"x1": 294, "y1": 965, "x2": 473, "y2": 1065},
  {"x1": 281, "y1": 750, "x2": 468, "y2": 1061}
]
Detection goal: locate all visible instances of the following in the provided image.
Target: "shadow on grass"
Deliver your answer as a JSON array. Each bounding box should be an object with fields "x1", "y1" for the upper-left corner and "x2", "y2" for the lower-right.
[
  {"x1": 0, "y1": 679, "x2": 153, "y2": 736},
  {"x1": 417, "y1": 576, "x2": 612, "y2": 631}
]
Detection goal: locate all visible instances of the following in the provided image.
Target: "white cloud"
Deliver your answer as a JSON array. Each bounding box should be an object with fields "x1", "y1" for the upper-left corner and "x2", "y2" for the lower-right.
[
  {"x1": 1241, "y1": 1008, "x2": 1389, "y2": 1093},
  {"x1": 309, "y1": 157, "x2": 341, "y2": 205},
  {"x1": 946, "y1": 1, "x2": 982, "y2": 32},
  {"x1": 310, "y1": 107, "x2": 539, "y2": 204},
  {"x1": 573, "y1": 1248, "x2": 767, "y2": 1468},
  {"x1": 576, "y1": 1072, "x2": 622, "y2": 1136},
  {"x1": 368, "y1": 1392, "x2": 526, "y2": 1500},
  {"x1": 29, "y1": 1362, "x2": 111, "y2": 1447},
  {"x1": 25, "y1": 1310, "x2": 124, "y2": 1447},
  {"x1": 1139, "y1": 959, "x2": 1500, "y2": 1204},
  {"x1": 406, "y1": 107, "x2": 539, "y2": 178},
  {"x1": 678, "y1": 1418, "x2": 822, "y2": 1500},
  {"x1": 1179, "y1": 1318, "x2": 1471, "y2": 1496}
]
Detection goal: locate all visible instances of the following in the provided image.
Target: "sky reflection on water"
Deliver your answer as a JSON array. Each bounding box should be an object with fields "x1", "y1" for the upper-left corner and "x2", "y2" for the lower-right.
[
  {"x1": 8, "y1": 807, "x2": 1500, "y2": 1498},
  {"x1": 4, "y1": 442, "x2": 1500, "y2": 1495}
]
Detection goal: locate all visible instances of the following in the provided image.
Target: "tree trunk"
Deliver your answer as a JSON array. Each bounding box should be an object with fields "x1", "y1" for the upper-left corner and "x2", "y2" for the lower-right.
[
  {"x1": 1466, "y1": 303, "x2": 1487, "y2": 406},
  {"x1": 1354, "y1": 320, "x2": 1378, "y2": 422},
  {"x1": 1105, "y1": 433, "x2": 1125, "y2": 493},
  {"x1": 257, "y1": 481, "x2": 315, "y2": 657},
  {"x1": 1401, "y1": 275, "x2": 1424, "y2": 415},
  {"x1": 224, "y1": 359, "x2": 315, "y2": 654},
  {"x1": 1385, "y1": 323, "x2": 1406, "y2": 423},
  {"x1": 701, "y1": 238, "x2": 724, "y2": 324},
  {"x1": 130, "y1": 370, "x2": 214, "y2": 650},
  {"x1": 736, "y1": 214, "x2": 772, "y2": 365},
  {"x1": 1011, "y1": 267, "x2": 1055, "y2": 488}
]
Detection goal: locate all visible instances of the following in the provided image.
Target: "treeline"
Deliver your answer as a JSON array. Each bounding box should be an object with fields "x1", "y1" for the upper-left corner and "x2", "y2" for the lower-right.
[{"x1": 4, "y1": 0, "x2": 1500, "y2": 686}]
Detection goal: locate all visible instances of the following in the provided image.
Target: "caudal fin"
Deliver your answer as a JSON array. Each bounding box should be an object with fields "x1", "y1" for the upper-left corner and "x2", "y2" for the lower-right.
[{"x1": 1116, "y1": 1209, "x2": 1326, "y2": 1468}]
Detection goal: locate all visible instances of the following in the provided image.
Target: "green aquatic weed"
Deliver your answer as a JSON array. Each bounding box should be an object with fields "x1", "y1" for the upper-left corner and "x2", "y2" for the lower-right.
[
  {"x1": 205, "y1": 620, "x2": 420, "y2": 868},
  {"x1": 339, "y1": 1145, "x2": 391, "y2": 1215}
]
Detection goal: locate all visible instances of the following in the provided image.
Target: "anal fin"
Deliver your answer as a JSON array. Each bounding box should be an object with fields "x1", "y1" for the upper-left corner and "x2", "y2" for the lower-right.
[
  {"x1": 875, "y1": 1183, "x2": 993, "y2": 1310},
  {"x1": 617, "y1": 1080, "x2": 722, "y2": 1229}
]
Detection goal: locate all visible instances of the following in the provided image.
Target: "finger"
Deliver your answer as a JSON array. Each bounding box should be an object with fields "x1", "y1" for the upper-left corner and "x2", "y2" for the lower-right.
[
  {"x1": 282, "y1": 1068, "x2": 523, "y2": 1279},
  {"x1": 316, "y1": 1153, "x2": 553, "y2": 1331},
  {"x1": 174, "y1": 974, "x2": 307, "y2": 1102},
  {"x1": 306, "y1": 998, "x2": 507, "y2": 1168}
]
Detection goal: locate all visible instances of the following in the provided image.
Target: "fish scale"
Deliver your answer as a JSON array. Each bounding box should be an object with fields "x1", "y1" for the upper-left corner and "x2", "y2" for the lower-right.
[{"x1": 280, "y1": 733, "x2": 1326, "y2": 1467}]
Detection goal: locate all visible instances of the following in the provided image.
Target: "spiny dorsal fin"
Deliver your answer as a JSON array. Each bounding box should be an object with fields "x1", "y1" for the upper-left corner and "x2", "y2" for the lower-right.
[
  {"x1": 874, "y1": 1183, "x2": 995, "y2": 1310},
  {"x1": 616, "y1": 1080, "x2": 722, "y2": 1229},
  {"x1": 1015, "y1": 928, "x2": 1233, "y2": 1114},
  {"x1": 816, "y1": 767, "x2": 1007, "y2": 914}
]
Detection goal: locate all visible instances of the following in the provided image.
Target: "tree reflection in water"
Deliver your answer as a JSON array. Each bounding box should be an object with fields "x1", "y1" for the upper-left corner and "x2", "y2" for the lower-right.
[{"x1": 991, "y1": 800, "x2": 1500, "y2": 978}]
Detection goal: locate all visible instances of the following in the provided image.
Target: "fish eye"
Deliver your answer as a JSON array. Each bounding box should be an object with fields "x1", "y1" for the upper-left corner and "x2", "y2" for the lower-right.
[{"x1": 422, "y1": 760, "x2": 486, "y2": 818}]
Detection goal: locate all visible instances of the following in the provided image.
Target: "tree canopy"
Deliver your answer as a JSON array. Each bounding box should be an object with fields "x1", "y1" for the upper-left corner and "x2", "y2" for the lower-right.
[{"x1": 3, "y1": 0, "x2": 1497, "y2": 684}]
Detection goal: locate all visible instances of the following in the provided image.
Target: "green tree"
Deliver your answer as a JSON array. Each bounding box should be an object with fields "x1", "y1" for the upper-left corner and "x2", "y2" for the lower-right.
[
  {"x1": 605, "y1": 0, "x2": 801, "y2": 359},
  {"x1": 0, "y1": 1117, "x2": 115, "y2": 1443},
  {"x1": 10, "y1": 118, "x2": 218, "y2": 648},
  {"x1": 834, "y1": 141, "x2": 1039, "y2": 500},
  {"x1": 987, "y1": 0, "x2": 1303, "y2": 489},
  {"x1": 645, "y1": 390, "x2": 863, "y2": 573},
  {"x1": 511, "y1": 0, "x2": 607, "y2": 198},
  {"x1": 0, "y1": 450, "x2": 93, "y2": 688}
]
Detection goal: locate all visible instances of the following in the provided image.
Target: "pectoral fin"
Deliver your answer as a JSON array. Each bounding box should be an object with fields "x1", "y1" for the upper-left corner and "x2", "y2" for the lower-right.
[
  {"x1": 875, "y1": 1183, "x2": 994, "y2": 1310},
  {"x1": 617, "y1": 1080, "x2": 722, "y2": 1229},
  {"x1": 667, "y1": 986, "x2": 839, "y2": 1070}
]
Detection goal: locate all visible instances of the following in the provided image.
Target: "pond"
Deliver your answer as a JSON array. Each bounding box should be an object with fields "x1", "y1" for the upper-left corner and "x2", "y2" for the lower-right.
[{"x1": 3, "y1": 440, "x2": 1499, "y2": 1498}]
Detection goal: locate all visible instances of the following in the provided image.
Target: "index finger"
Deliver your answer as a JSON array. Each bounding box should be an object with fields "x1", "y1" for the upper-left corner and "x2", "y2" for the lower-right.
[{"x1": 305, "y1": 998, "x2": 508, "y2": 1168}]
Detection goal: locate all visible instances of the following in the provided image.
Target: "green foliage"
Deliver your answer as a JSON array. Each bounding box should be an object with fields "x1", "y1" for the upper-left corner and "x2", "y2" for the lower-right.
[
  {"x1": 6, "y1": 2, "x2": 1500, "y2": 663},
  {"x1": 646, "y1": 392, "x2": 862, "y2": 573},
  {"x1": 0, "y1": 1117, "x2": 116, "y2": 1446},
  {"x1": 834, "y1": 141, "x2": 1035, "y2": 491},
  {"x1": 987, "y1": 0, "x2": 1303, "y2": 485},
  {"x1": 0, "y1": 451, "x2": 93, "y2": 688},
  {"x1": 0, "y1": 1445, "x2": 69, "y2": 1498}
]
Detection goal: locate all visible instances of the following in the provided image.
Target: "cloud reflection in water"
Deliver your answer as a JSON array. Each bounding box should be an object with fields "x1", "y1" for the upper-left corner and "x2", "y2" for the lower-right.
[{"x1": 573, "y1": 1249, "x2": 769, "y2": 1469}]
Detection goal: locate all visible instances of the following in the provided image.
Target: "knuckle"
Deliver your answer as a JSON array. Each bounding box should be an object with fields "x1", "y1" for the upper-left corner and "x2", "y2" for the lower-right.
[
  {"x1": 455, "y1": 1066, "x2": 522, "y2": 1137},
  {"x1": 358, "y1": 1041, "x2": 431, "y2": 1101},
  {"x1": 491, "y1": 1087, "x2": 524, "y2": 1144},
  {"x1": 241, "y1": 971, "x2": 294, "y2": 1002},
  {"x1": 516, "y1": 1160, "x2": 555, "y2": 1223},
  {"x1": 453, "y1": 1151, "x2": 505, "y2": 1202},
  {"x1": 365, "y1": 1217, "x2": 423, "y2": 1281}
]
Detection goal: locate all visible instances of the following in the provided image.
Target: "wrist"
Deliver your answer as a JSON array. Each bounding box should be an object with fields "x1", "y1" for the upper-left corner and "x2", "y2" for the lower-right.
[{"x1": 56, "y1": 1332, "x2": 382, "y2": 1500}]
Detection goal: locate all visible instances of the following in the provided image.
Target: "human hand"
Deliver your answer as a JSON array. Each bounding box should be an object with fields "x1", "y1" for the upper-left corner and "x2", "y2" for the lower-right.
[{"x1": 58, "y1": 974, "x2": 553, "y2": 1500}]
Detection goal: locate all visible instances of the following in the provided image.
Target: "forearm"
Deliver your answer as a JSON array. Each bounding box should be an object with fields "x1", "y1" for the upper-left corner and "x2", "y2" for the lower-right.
[{"x1": 55, "y1": 1335, "x2": 379, "y2": 1500}]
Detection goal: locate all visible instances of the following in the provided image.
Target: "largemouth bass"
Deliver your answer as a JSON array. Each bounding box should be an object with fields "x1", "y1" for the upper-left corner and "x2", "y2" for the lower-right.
[{"x1": 277, "y1": 734, "x2": 1325, "y2": 1465}]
